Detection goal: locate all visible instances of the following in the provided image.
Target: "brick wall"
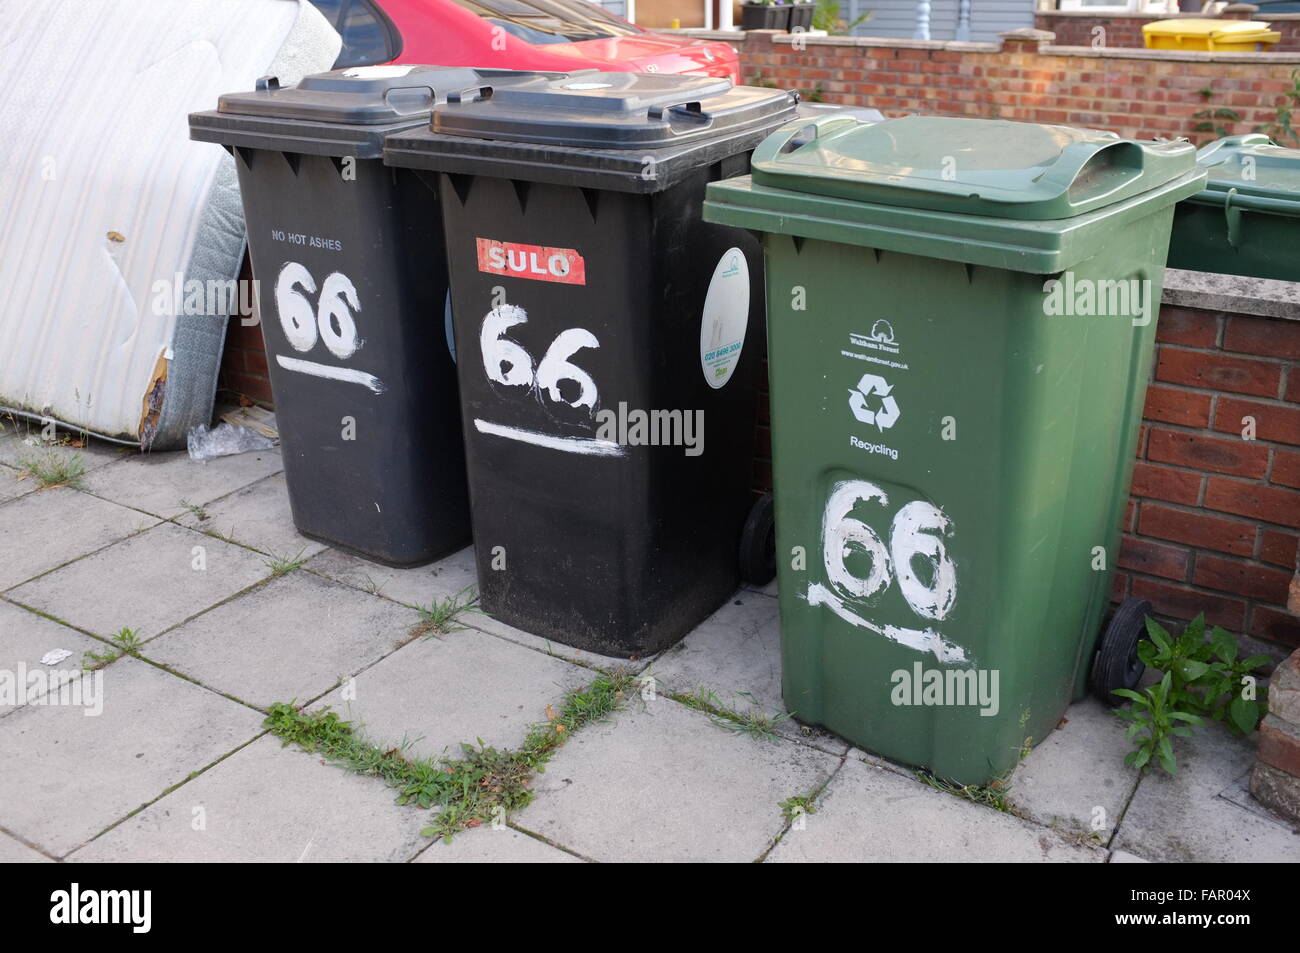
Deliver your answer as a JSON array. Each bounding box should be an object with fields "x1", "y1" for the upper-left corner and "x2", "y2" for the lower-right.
[
  {"x1": 1036, "y1": 10, "x2": 1300, "y2": 52},
  {"x1": 217, "y1": 256, "x2": 273, "y2": 405},
  {"x1": 1117, "y1": 297, "x2": 1300, "y2": 649},
  {"x1": 694, "y1": 27, "x2": 1300, "y2": 144}
]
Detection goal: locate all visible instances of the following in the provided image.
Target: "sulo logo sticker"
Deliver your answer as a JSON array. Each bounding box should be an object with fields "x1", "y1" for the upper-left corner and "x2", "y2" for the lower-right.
[{"x1": 476, "y1": 238, "x2": 586, "y2": 285}]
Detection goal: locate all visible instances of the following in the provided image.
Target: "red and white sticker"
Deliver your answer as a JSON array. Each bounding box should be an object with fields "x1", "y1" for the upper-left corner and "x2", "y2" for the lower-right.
[{"x1": 476, "y1": 238, "x2": 586, "y2": 285}]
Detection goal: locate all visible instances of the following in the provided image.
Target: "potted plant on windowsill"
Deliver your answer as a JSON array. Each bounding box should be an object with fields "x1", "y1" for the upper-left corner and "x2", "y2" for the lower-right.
[{"x1": 741, "y1": 0, "x2": 792, "y2": 31}]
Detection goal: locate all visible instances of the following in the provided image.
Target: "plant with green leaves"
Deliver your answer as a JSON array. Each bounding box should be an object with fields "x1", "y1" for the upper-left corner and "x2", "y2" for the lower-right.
[
  {"x1": 813, "y1": 0, "x2": 871, "y2": 35},
  {"x1": 1113, "y1": 615, "x2": 1270, "y2": 775},
  {"x1": 779, "y1": 793, "x2": 817, "y2": 821},
  {"x1": 1191, "y1": 86, "x2": 1240, "y2": 143},
  {"x1": 82, "y1": 627, "x2": 144, "y2": 669},
  {"x1": 1254, "y1": 67, "x2": 1300, "y2": 147}
]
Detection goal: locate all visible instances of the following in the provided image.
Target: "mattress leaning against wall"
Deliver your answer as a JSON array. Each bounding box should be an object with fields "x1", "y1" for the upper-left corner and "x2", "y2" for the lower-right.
[{"x1": 0, "y1": 0, "x2": 341, "y2": 449}]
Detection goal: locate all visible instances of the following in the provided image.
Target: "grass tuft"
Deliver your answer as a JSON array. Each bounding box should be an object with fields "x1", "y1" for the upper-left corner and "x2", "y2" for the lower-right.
[
  {"x1": 669, "y1": 685, "x2": 792, "y2": 741},
  {"x1": 409, "y1": 586, "x2": 479, "y2": 639},
  {"x1": 263, "y1": 548, "x2": 308, "y2": 577},
  {"x1": 18, "y1": 449, "x2": 86, "y2": 490},
  {"x1": 264, "y1": 668, "x2": 636, "y2": 842}
]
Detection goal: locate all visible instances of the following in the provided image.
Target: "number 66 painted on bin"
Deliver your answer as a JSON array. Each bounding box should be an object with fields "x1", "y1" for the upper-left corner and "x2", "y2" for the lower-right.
[
  {"x1": 480, "y1": 304, "x2": 600, "y2": 412},
  {"x1": 807, "y1": 479, "x2": 968, "y2": 665},
  {"x1": 273, "y1": 262, "x2": 384, "y2": 394}
]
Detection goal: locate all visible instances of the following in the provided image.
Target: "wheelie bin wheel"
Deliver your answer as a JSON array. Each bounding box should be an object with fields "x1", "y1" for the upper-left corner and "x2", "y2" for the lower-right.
[
  {"x1": 1091, "y1": 597, "x2": 1151, "y2": 705},
  {"x1": 739, "y1": 492, "x2": 777, "y2": 586}
]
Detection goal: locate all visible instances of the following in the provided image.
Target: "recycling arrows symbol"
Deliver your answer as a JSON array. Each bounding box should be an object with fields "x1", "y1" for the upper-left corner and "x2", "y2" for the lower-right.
[{"x1": 848, "y1": 373, "x2": 901, "y2": 431}]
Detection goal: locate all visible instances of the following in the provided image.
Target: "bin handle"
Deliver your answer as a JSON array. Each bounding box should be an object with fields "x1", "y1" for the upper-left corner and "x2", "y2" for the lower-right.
[
  {"x1": 648, "y1": 100, "x2": 713, "y2": 131},
  {"x1": 1223, "y1": 187, "x2": 1244, "y2": 248},
  {"x1": 750, "y1": 111, "x2": 870, "y2": 167},
  {"x1": 448, "y1": 85, "x2": 494, "y2": 105},
  {"x1": 382, "y1": 84, "x2": 437, "y2": 116},
  {"x1": 1038, "y1": 139, "x2": 1146, "y2": 210}
]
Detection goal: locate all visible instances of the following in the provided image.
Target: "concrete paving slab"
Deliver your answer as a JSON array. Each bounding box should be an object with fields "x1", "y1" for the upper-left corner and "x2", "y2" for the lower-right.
[
  {"x1": 307, "y1": 544, "x2": 479, "y2": 610},
  {"x1": 1218, "y1": 765, "x2": 1296, "y2": 825},
  {"x1": 1113, "y1": 721, "x2": 1300, "y2": 862},
  {"x1": 0, "y1": 656, "x2": 264, "y2": 857},
  {"x1": 766, "y1": 756, "x2": 1104, "y2": 863},
  {"x1": 414, "y1": 827, "x2": 584, "y2": 863},
  {"x1": 312, "y1": 626, "x2": 590, "y2": 761},
  {"x1": 175, "y1": 472, "x2": 326, "y2": 560},
  {"x1": 518, "y1": 697, "x2": 840, "y2": 862},
  {"x1": 67, "y1": 735, "x2": 428, "y2": 863},
  {"x1": 0, "y1": 599, "x2": 106, "y2": 718},
  {"x1": 466, "y1": 613, "x2": 652, "y2": 673},
  {"x1": 1108, "y1": 850, "x2": 1150, "y2": 863},
  {"x1": 8, "y1": 521, "x2": 272, "y2": 641},
  {"x1": 309, "y1": 546, "x2": 640, "y2": 671},
  {"x1": 0, "y1": 487, "x2": 157, "y2": 591},
  {"x1": 1009, "y1": 698, "x2": 1139, "y2": 838},
  {"x1": 651, "y1": 593, "x2": 848, "y2": 754},
  {"x1": 0, "y1": 831, "x2": 52, "y2": 862},
  {"x1": 148, "y1": 571, "x2": 423, "y2": 710},
  {"x1": 0, "y1": 463, "x2": 34, "y2": 503},
  {"x1": 80, "y1": 448, "x2": 282, "y2": 520}
]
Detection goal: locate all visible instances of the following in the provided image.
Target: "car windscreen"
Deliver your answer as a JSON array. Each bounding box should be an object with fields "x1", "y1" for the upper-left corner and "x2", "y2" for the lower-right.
[
  {"x1": 448, "y1": 0, "x2": 642, "y2": 44},
  {"x1": 307, "y1": 0, "x2": 398, "y2": 66}
]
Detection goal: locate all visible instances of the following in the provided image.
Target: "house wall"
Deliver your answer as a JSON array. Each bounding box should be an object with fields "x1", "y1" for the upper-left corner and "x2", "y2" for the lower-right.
[{"x1": 838, "y1": 0, "x2": 1035, "y2": 43}]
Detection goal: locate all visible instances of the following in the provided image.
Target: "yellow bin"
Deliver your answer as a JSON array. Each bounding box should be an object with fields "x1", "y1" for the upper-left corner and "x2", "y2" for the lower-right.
[{"x1": 1143, "y1": 18, "x2": 1281, "y2": 52}]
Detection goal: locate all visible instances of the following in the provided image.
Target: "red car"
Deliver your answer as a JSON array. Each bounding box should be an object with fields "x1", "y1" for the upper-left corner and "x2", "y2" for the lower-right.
[{"x1": 306, "y1": 0, "x2": 740, "y2": 81}]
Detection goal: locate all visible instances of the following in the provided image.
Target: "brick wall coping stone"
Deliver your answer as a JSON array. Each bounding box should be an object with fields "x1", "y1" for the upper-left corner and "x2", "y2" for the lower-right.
[
  {"x1": 1041, "y1": 44, "x2": 1300, "y2": 62},
  {"x1": 1038, "y1": 8, "x2": 1300, "y2": 17},
  {"x1": 1162, "y1": 269, "x2": 1300, "y2": 320},
  {"x1": 684, "y1": 27, "x2": 1300, "y2": 60}
]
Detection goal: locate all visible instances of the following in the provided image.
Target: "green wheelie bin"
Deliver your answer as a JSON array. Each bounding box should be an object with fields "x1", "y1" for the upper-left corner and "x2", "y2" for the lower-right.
[
  {"x1": 1167, "y1": 133, "x2": 1300, "y2": 282},
  {"x1": 703, "y1": 114, "x2": 1206, "y2": 785}
]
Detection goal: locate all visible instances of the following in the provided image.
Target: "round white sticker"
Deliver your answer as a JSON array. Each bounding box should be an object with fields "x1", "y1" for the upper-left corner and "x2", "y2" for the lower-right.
[{"x1": 699, "y1": 247, "x2": 749, "y2": 389}]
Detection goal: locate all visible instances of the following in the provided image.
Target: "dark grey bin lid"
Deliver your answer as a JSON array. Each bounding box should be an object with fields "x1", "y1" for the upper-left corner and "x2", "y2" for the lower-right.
[
  {"x1": 189, "y1": 65, "x2": 559, "y2": 159},
  {"x1": 383, "y1": 72, "x2": 800, "y2": 193}
]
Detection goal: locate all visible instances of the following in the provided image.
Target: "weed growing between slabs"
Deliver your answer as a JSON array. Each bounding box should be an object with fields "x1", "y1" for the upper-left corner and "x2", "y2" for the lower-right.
[
  {"x1": 264, "y1": 668, "x2": 636, "y2": 842},
  {"x1": 668, "y1": 685, "x2": 794, "y2": 741},
  {"x1": 913, "y1": 710, "x2": 1035, "y2": 815},
  {"x1": 17, "y1": 448, "x2": 87, "y2": 489}
]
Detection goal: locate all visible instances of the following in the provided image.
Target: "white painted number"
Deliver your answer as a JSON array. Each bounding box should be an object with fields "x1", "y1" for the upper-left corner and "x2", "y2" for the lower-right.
[
  {"x1": 481, "y1": 304, "x2": 534, "y2": 387},
  {"x1": 275, "y1": 262, "x2": 318, "y2": 352},
  {"x1": 536, "y1": 328, "x2": 600, "y2": 410},
  {"x1": 316, "y1": 271, "x2": 361, "y2": 359},
  {"x1": 889, "y1": 500, "x2": 957, "y2": 621},
  {"x1": 808, "y1": 479, "x2": 965, "y2": 664}
]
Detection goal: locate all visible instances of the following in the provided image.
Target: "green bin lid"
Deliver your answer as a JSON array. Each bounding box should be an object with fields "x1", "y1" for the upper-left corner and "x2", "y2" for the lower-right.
[
  {"x1": 1190, "y1": 133, "x2": 1300, "y2": 216},
  {"x1": 749, "y1": 114, "x2": 1199, "y2": 221},
  {"x1": 704, "y1": 113, "x2": 1208, "y2": 273}
]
